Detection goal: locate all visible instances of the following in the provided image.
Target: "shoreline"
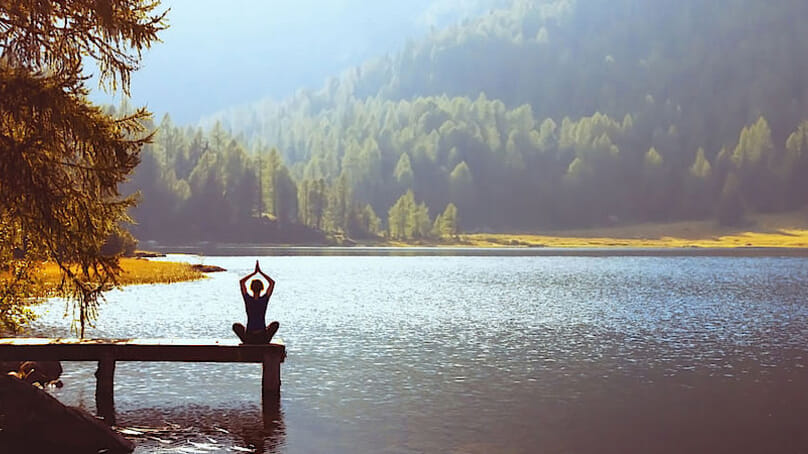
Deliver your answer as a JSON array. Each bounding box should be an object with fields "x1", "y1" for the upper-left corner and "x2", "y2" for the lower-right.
[
  {"x1": 151, "y1": 245, "x2": 808, "y2": 258},
  {"x1": 140, "y1": 211, "x2": 808, "y2": 254}
]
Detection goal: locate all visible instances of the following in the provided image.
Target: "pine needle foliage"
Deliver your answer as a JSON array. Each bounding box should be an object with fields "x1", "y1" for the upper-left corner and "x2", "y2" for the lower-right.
[{"x1": 0, "y1": 0, "x2": 167, "y2": 336}]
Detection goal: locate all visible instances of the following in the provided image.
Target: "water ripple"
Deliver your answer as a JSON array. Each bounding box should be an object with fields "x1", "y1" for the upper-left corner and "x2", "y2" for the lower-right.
[{"x1": 28, "y1": 256, "x2": 808, "y2": 453}]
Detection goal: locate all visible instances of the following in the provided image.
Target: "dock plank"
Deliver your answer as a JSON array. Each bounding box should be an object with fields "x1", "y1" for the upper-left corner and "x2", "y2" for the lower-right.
[{"x1": 0, "y1": 338, "x2": 285, "y2": 363}]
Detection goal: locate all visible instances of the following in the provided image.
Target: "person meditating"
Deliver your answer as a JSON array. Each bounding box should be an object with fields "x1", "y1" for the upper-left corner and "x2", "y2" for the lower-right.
[{"x1": 233, "y1": 260, "x2": 280, "y2": 344}]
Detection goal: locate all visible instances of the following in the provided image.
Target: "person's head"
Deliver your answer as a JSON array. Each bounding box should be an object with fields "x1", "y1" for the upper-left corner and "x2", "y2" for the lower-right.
[{"x1": 250, "y1": 279, "x2": 264, "y2": 296}]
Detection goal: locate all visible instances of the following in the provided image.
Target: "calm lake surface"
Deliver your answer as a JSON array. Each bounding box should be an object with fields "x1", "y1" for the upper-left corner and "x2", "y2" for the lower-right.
[{"x1": 30, "y1": 254, "x2": 808, "y2": 453}]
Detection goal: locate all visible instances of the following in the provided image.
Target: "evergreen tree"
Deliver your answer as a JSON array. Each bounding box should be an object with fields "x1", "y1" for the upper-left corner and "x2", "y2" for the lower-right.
[
  {"x1": 683, "y1": 148, "x2": 714, "y2": 218},
  {"x1": 642, "y1": 147, "x2": 667, "y2": 220},
  {"x1": 0, "y1": 0, "x2": 167, "y2": 335},
  {"x1": 274, "y1": 166, "x2": 298, "y2": 225},
  {"x1": 717, "y1": 172, "x2": 745, "y2": 226},
  {"x1": 433, "y1": 203, "x2": 459, "y2": 238},
  {"x1": 348, "y1": 204, "x2": 383, "y2": 238},
  {"x1": 387, "y1": 193, "x2": 409, "y2": 240},
  {"x1": 448, "y1": 161, "x2": 473, "y2": 223},
  {"x1": 394, "y1": 152, "x2": 415, "y2": 189},
  {"x1": 733, "y1": 117, "x2": 774, "y2": 211},
  {"x1": 784, "y1": 122, "x2": 808, "y2": 207}
]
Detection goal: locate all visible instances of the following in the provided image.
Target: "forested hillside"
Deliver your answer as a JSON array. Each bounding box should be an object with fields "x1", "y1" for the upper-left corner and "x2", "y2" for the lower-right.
[{"x1": 127, "y1": 0, "x2": 808, "y2": 243}]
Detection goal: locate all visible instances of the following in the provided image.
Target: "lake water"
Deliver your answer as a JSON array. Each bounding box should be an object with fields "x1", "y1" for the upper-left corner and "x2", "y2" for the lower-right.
[{"x1": 28, "y1": 254, "x2": 808, "y2": 453}]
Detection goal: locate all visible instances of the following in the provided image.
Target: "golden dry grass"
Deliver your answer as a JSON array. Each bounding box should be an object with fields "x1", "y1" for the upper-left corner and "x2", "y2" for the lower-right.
[
  {"x1": 459, "y1": 230, "x2": 808, "y2": 248},
  {"x1": 38, "y1": 258, "x2": 205, "y2": 289},
  {"x1": 383, "y1": 210, "x2": 808, "y2": 249},
  {"x1": 460, "y1": 211, "x2": 808, "y2": 248}
]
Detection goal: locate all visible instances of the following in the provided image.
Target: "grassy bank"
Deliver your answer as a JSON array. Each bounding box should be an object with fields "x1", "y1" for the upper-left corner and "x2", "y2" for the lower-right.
[
  {"x1": 384, "y1": 211, "x2": 808, "y2": 249},
  {"x1": 39, "y1": 258, "x2": 205, "y2": 290},
  {"x1": 459, "y1": 229, "x2": 808, "y2": 248}
]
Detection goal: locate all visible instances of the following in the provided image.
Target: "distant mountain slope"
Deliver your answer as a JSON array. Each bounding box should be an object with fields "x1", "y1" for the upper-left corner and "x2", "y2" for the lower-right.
[
  {"x1": 204, "y1": 0, "x2": 808, "y2": 155},
  {"x1": 90, "y1": 0, "x2": 500, "y2": 123},
  {"x1": 124, "y1": 0, "x2": 808, "y2": 242}
]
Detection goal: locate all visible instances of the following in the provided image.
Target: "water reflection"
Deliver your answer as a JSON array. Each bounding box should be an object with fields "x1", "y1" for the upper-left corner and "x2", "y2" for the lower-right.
[
  {"x1": 261, "y1": 398, "x2": 286, "y2": 452},
  {"x1": 117, "y1": 403, "x2": 286, "y2": 453}
]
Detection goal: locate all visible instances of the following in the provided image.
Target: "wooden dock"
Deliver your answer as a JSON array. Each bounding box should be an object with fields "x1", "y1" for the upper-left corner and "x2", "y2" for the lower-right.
[{"x1": 0, "y1": 338, "x2": 286, "y2": 425}]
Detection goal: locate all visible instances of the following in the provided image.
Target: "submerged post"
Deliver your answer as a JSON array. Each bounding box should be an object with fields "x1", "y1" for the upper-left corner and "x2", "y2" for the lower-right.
[{"x1": 95, "y1": 355, "x2": 116, "y2": 425}]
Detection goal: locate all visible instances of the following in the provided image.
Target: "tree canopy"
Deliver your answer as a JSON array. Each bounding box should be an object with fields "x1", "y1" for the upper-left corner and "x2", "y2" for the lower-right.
[
  {"x1": 165, "y1": 0, "x2": 808, "y2": 236},
  {"x1": 0, "y1": 0, "x2": 167, "y2": 335}
]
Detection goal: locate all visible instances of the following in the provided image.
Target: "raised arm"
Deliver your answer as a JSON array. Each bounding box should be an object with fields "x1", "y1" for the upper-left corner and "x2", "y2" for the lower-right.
[
  {"x1": 239, "y1": 272, "x2": 255, "y2": 296},
  {"x1": 255, "y1": 262, "x2": 276, "y2": 297}
]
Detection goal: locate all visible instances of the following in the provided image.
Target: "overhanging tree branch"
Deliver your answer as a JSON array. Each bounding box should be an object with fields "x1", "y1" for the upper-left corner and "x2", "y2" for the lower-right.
[{"x1": 0, "y1": 1, "x2": 166, "y2": 336}]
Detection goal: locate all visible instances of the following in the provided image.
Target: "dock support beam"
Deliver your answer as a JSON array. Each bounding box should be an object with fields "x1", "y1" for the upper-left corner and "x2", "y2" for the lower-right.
[
  {"x1": 95, "y1": 356, "x2": 116, "y2": 425},
  {"x1": 262, "y1": 350, "x2": 281, "y2": 412},
  {"x1": 0, "y1": 338, "x2": 285, "y2": 426}
]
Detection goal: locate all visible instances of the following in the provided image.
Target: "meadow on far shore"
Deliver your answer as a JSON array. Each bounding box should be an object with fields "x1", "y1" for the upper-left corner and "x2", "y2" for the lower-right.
[
  {"x1": 446, "y1": 211, "x2": 808, "y2": 249},
  {"x1": 345, "y1": 210, "x2": 808, "y2": 249}
]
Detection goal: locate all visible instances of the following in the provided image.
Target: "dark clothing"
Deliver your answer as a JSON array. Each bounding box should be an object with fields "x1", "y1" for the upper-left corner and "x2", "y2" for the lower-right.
[
  {"x1": 232, "y1": 321, "x2": 279, "y2": 345},
  {"x1": 243, "y1": 292, "x2": 270, "y2": 331}
]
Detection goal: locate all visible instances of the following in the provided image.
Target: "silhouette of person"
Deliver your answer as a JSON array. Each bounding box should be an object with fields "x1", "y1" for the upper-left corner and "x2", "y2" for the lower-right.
[{"x1": 233, "y1": 260, "x2": 279, "y2": 344}]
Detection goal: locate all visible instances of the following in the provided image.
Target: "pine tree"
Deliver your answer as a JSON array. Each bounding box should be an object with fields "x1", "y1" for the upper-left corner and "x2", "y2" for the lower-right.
[
  {"x1": 0, "y1": 1, "x2": 167, "y2": 335},
  {"x1": 274, "y1": 166, "x2": 298, "y2": 226},
  {"x1": 387, "y1": 196, "x2": 407, "y2": 240},
  {"x1": 388, "y1": 191, "x2": 417, "y2": 240},
  {"x1": 449, "y1": 161, "x2": 473, "y2": 211},
  {"x1": 717, "y1": 172, "x2": 745, "y2": 226},
  {"x1": 683, "y1": 148, "x2": 714, "y2": 218},
  {"x1": 347, "y1": 204, "x2": 383, "y2": 238},
  {"x1": 436, "y1": 203, "x2": 459, "y2": 237},
  {"x1": 394, "y1": 153, "x2": 415, "y2": 189},
  {"x1": 732, "y1": 117, "x2": 774, "y2": 211}
]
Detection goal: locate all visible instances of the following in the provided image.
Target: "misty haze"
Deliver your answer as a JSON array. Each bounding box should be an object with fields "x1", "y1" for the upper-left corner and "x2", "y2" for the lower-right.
[{"x1": 4, "y1": 1, "x2": 808, "y2": 453}]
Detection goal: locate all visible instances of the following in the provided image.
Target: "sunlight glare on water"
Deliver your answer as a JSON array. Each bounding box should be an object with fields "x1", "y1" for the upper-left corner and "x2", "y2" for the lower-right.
[{"x1": 30, "y1": 255, "x2": 808, "y2": 453}]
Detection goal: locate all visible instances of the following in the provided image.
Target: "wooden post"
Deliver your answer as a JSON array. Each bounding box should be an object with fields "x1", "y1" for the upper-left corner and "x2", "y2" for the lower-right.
[
  {"x1": 262, "y1": 350, "x2": 281, "y2": 412},
  {"x1": 0, "y1": 338, "x2": 287, "y2": 420},
  {"x1": 95, "y1": 355, "x2": 116, "y2": 425}
]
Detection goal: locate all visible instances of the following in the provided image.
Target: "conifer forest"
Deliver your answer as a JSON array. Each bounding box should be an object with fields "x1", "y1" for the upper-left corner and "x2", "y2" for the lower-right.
[{"x1": 122, "y1": 0, "x2": 808, "y2": 243}]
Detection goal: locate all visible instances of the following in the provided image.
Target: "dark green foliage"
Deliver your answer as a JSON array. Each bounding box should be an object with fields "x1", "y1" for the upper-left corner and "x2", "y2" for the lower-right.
[
  {"x1": 100, "y1": 230, "x2": 139, "y2": 257},
  {"x1": 682, "y1": 148, "x2": 714, "y2": 219},
  {"x1": 717, "y1": 173, "x2": 746, "y2": 227},
  {"x1": 349, "y1": 204, "x2": 383, "y2": 239}
]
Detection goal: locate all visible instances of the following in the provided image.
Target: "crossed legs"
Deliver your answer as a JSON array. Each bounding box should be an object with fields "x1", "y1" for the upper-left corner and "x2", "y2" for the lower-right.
[{"x1": 232, "y1": 321, "x2": 280, "y2": 344}]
